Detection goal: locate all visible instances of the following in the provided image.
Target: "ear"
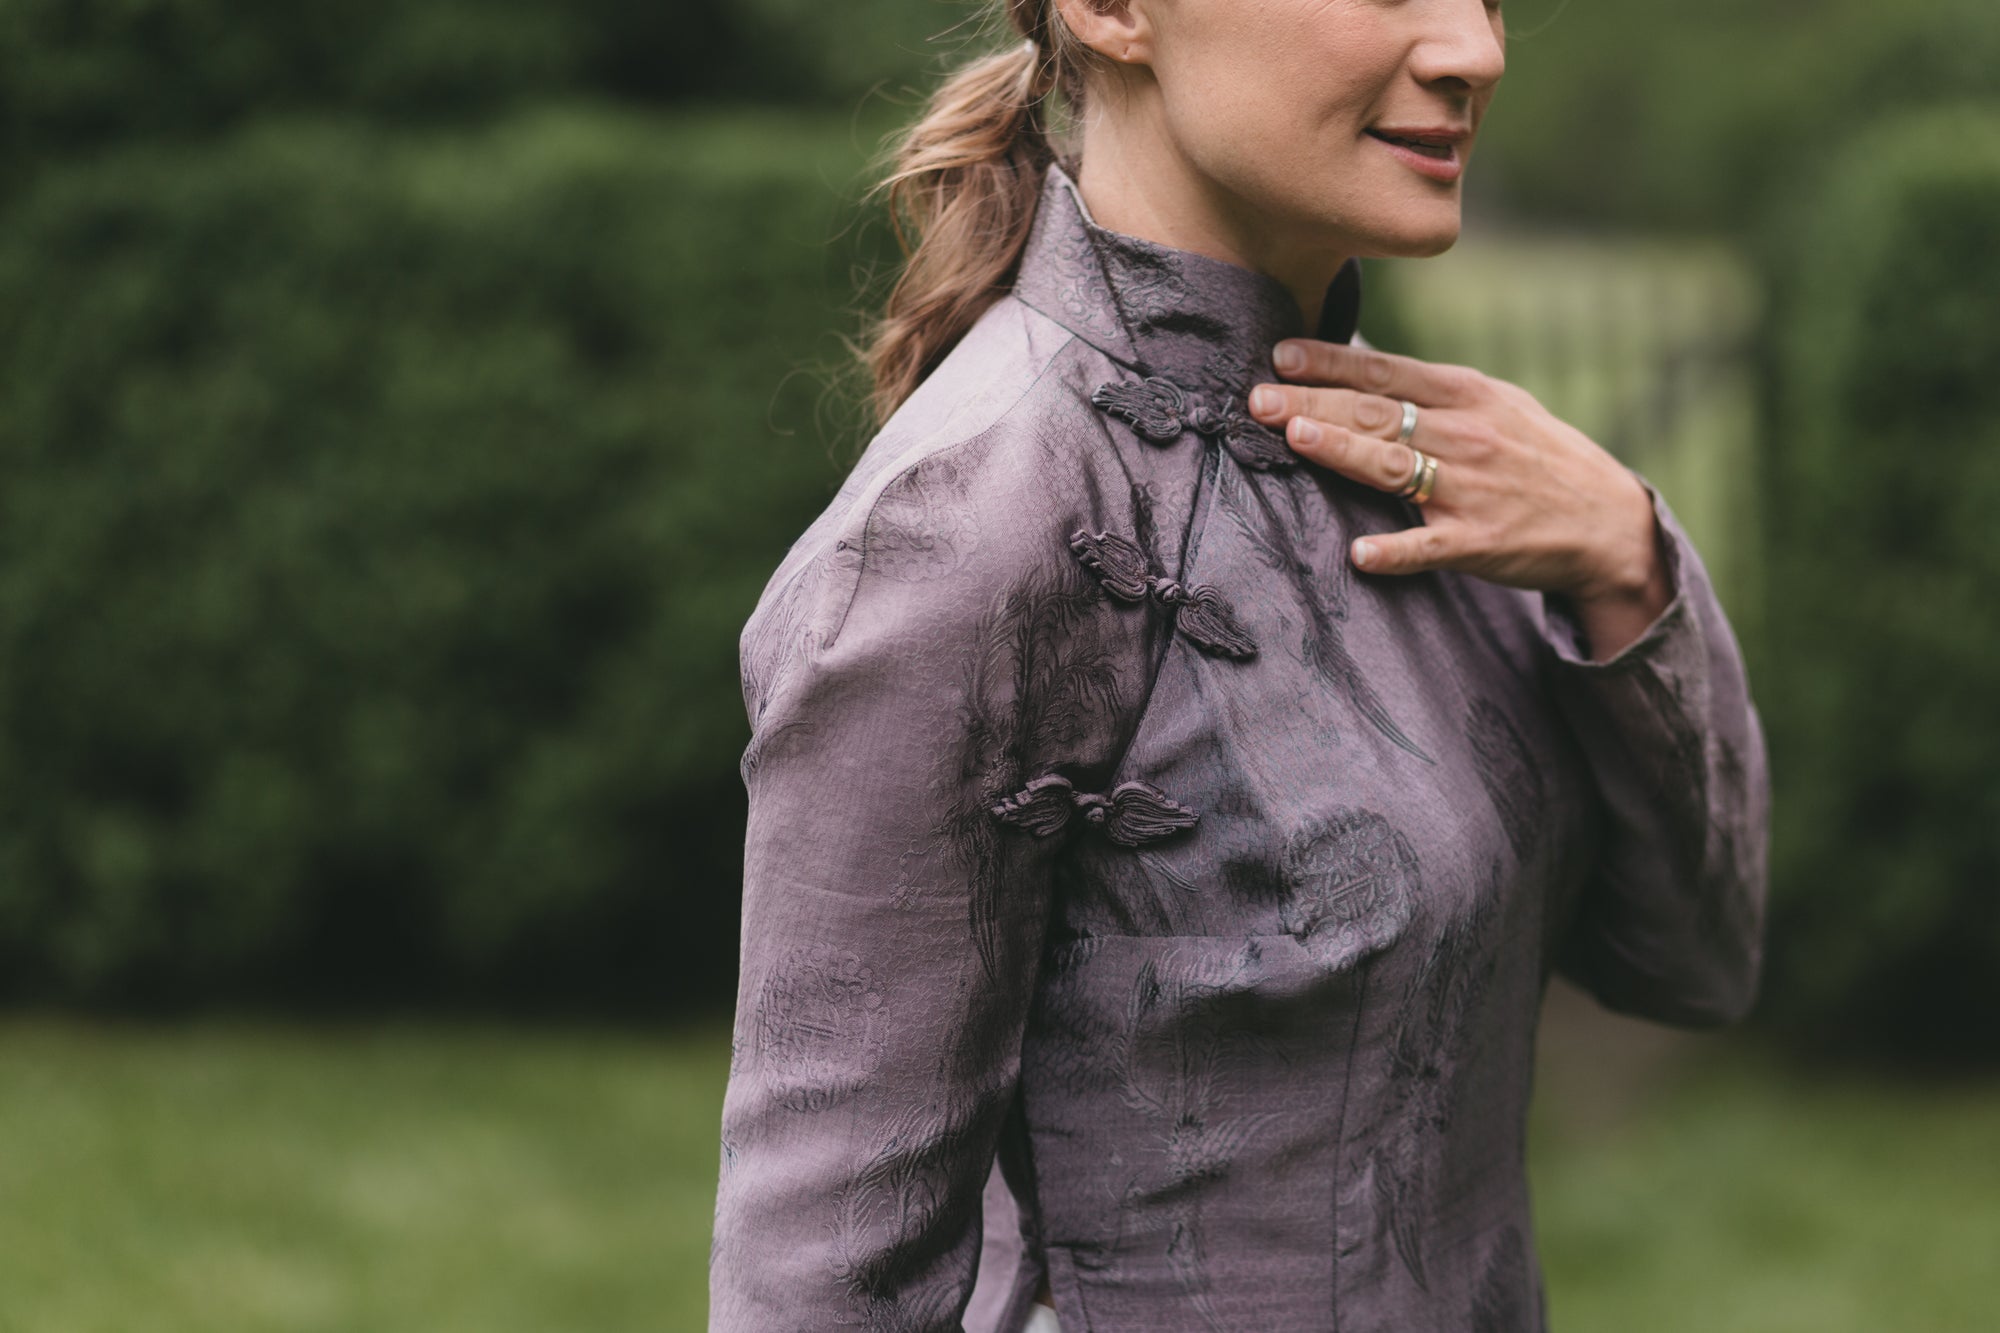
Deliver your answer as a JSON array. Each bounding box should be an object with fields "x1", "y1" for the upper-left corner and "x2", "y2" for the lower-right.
[{"x1": 1051, "y1": 0, "x2": 1154, "y2": 67}]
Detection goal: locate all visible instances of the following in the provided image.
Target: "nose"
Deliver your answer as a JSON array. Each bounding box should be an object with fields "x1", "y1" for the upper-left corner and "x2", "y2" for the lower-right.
[{"x1": 1407, "y1": 0, "x2": 1506, "y2": 96}]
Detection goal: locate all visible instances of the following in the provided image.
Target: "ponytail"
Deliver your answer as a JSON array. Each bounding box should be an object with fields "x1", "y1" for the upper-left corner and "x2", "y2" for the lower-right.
[{"x1": 865, "y1": 6, "x2": 1088, "y2": 426}]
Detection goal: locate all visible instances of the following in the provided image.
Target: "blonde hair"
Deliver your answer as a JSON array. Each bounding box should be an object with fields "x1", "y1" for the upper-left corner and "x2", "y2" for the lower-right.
[{"x1": 864, "y1": 2, "x2": 1097, "y2": 426}]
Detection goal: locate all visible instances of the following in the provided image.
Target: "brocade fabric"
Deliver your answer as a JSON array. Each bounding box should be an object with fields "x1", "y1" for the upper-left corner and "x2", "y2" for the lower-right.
[{"x1": 708, "y1": 165, "x2": 1770, "y2": 1333}]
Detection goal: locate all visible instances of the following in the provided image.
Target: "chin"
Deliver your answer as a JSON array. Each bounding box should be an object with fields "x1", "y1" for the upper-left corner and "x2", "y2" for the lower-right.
[
  {"x1": 1397, "y1": 229, "x2": 1462, "y2": 258},
  {"x1": 1363, "y1": 212, "x2": 1464, "y2": 259}
]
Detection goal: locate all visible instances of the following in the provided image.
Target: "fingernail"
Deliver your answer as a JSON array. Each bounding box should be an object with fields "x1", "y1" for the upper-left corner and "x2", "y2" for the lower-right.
[
  {"x1": 1290, "y1": 417, "x2": 1320, "y2": 446},
  {"x1": 1353, "y1": 539, "x2": 1376, "y2": 569},
  {"x1": 1249, "y1": 385, "x2": 1281, "y2": 416},
  {"x1": 1273, "y1": 342, "x2": 1304, "y2": 375}
]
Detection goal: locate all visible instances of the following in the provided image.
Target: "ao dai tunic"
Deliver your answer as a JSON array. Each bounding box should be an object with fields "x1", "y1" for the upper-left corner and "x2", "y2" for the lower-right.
[{"x1": 709, "y1": 165, "x2": 1770, "y2": 1333}]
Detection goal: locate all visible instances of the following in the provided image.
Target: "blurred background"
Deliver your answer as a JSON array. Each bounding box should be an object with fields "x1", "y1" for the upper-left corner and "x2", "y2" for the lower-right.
[{"x1": 0, "y1": 0, "x2": 1995, "y2": 1328}]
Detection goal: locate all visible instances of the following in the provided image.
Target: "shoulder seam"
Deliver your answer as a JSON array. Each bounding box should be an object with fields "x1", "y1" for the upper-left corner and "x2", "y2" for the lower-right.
[{"x1": 826, "y1": 325, "x2": 1085, "y2": 647}]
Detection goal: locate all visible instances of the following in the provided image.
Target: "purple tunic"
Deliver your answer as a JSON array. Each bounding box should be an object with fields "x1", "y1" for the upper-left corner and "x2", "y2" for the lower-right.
[{"x1": 709, "y1": 165, "x2": 1770, "y2": 1332}]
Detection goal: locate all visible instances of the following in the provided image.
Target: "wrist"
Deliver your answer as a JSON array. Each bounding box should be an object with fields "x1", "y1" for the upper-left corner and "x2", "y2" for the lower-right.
[
  {"x1": 1570, "y1": 473, "x2": 1669, "y2": 609},
  {"x1": 1558, "y1": 475, "x2": 1674, "y2": 663}
]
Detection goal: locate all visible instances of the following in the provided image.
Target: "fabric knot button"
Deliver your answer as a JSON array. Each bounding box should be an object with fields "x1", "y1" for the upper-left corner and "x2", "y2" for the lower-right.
[
  {"x1": 1069, "y1": 529, "x2": 1259, "y2": 661},
  {"x1": 1068, "y1": 529, "x2": 1154, "y2": 602},
  {"x1": 1174, "y1": 583, "x2": 1258, "y2": 660},
  {"x1": 990, "y1": 774, "x2": 1199, "y2": 848},
  {"x1": 1182, "y1": 401, "x2": 1228, "y2": 436},
  {"x1": 1091, "y1": 374, "x2": 1297, "y2": 472},
  {"x1": 1218, "y1": 414, "x2": 1297, "y2": 471},
  {"x1": 1089, "y1": 377, "x2": 1190, "y2": 444}
]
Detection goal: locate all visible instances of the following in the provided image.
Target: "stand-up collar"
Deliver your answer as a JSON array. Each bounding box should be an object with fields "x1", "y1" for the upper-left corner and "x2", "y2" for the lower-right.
[{"x1": 1011, "y1": 163, "x2": 1361, "y2": 396}]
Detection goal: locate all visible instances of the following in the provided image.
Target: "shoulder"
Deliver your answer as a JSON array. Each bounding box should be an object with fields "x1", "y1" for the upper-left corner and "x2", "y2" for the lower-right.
[
  {"x1": 847, "y1": 299, "x2": 1091, "y2": 582},
  {"x1": 769, "y1": 296, "x2": 1100, "y2": 586},
  {"x1": 740, "y1": 297, "x2": 1123, "y2": 715}
]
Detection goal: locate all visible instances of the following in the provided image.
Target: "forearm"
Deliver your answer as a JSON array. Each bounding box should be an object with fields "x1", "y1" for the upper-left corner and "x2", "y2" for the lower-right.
[{"x1": 1543, "y1": 474, "x2": 1771, "y2": 1026}]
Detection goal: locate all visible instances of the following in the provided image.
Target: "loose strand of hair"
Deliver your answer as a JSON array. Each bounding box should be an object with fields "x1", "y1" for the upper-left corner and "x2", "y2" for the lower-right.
[{"x1": 863, "y1": 37, "x2": 1062, "y2": 427}]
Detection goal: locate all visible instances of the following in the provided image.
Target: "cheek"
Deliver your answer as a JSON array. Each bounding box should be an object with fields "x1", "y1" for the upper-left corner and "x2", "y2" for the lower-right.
[
  {"x1": 1157, "y1": 73, "x2": 1393, "y2": 236},
  {"x1": 1154, "y1": 2, "x2": 1399, "y2": 178}
]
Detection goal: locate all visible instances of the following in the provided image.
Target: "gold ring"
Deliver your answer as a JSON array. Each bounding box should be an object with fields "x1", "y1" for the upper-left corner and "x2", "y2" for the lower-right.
[
  {"x1": 1410, "y1": 453, "x2": 1439, "y2": 505},
  {"x1": 1396, "y1": 447, "x2": 1427, "y2": 497},
  {"x1": 1396, "y1": 399, "x2": 1419, "y2": 445}
]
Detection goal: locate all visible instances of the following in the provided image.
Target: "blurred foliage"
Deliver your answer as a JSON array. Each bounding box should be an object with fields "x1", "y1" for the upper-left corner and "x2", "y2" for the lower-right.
[
  {"x1": 0, "y1": 0, "x2": 979, "y2": 183},
  {"x1": 1469, "y1": 0, "x2": 2000, "y2": 231},
  {"x1": 1755, "y1": 105, "x2": 2000, "y2": 1062},
  {"x1": 0, "y1": 107, "x2": 885, "y2": 1011}
]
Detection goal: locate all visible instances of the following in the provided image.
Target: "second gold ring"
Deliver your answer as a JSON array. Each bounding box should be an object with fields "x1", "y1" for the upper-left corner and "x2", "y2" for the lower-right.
[{"x1": 1397, "y1": 448, "x2": 1439, "y2": 505}]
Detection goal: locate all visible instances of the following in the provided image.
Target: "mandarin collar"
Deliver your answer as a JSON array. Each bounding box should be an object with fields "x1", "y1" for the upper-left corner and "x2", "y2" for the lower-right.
[{"x1": 1011, "y1": 163, "x2": 1361, "y2": 396}]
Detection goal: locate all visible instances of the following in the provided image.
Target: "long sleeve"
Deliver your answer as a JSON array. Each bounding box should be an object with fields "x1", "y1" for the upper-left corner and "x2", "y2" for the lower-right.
[
  {"x1": 709, "y1": 436, "x2": 1153, "y2": 1331},
  {"x1": 1542, "y1": 474, "x2": 1772, "y2": 1027}
]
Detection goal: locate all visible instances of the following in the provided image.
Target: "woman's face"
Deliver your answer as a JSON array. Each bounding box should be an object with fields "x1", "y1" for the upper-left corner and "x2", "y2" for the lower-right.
[{"x1": 1090, "y1": 0, "x2": 1506, "y2": 263}]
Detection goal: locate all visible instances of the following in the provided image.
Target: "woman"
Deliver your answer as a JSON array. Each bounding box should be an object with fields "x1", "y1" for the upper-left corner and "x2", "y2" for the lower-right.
[{"x1": 710, "y1": 0, "x2": 1769, "y2": 1328}]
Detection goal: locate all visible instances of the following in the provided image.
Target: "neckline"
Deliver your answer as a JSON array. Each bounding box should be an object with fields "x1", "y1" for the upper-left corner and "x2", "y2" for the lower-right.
[{"x1": 1011, "y1": 163, "x2": 1361, "y2": 395}]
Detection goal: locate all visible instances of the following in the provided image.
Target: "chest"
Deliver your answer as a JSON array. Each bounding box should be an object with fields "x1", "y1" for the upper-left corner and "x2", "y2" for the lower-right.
[{"x1": 1054, "y1": 454, "x2": 1600, "y2": 969}]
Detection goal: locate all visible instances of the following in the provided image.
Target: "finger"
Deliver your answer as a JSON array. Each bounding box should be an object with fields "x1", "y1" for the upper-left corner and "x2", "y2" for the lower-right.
[
  {"x1": 1286, "y1": 417, "x2": 1422, "y2": 494},
  {"x1": 1352, "y1": 522, "x2": 1466, "y2": 577},
  {"x1": 1270, "y1": 338, "x2": 1484, "y2": 410},
  {"x1": 1246, "y1": 383, "x2": 1407, "y2": 440}
]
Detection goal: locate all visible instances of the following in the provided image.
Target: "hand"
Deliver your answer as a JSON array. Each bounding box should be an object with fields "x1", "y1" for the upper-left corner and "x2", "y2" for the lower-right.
[{"x1": 1248, "y1": 338, "x2": 1674, "y2": 661}]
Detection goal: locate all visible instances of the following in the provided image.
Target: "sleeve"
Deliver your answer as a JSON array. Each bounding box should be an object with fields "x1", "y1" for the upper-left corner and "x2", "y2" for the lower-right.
[
  {"x1": 708, "y1": 494, "x2": 1076, "y2": 1331},
  {"x1": 1541, "y1": 472, "x2": 1772, "y2": 1028}
]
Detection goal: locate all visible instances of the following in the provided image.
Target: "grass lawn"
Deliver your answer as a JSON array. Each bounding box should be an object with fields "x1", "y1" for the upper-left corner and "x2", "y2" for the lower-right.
[
  {"x1": 0, "y1": 1019, "x2": 730, "y2": 1333},
  {"x1": 0, "y1": 1012, "x2": 1993, "y2": 1332},
  {"x1": 1528, "y1": 1016, "x2": 2000, "y2": 1332}
]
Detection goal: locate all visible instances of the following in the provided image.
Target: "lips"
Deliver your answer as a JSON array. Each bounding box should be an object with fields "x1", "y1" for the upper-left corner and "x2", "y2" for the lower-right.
[
  {"x1": 1365, "y1": 129, "x2": 1463, "y2": 159},
  {"x1": 1364, "y1": 126, "x2": 1469, "y2": 182}
]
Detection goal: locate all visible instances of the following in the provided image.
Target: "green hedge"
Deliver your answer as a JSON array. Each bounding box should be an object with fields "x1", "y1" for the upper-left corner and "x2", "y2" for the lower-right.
[
  {"x1": 0, "y1": 0, "x2": 978, "y2": 181},
  {"x1": 0, "y1": 108, "x2": 884, "y2": 1011},
  {"x1": 1756, "y1": 105, "x2": 2000, "y2": 1061}
]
